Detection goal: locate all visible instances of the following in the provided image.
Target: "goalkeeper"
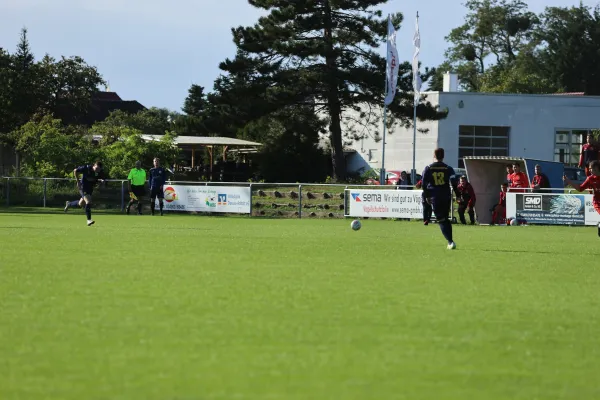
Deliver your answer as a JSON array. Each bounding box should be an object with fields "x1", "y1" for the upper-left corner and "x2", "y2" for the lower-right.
[{"x1": 126, "y1": 161, "x2": 147, "y2": 215}]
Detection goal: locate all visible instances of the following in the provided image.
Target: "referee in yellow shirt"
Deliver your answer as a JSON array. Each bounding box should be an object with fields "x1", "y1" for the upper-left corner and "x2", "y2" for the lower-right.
[{"x1": 126, "y1": 161, "x2": 147, "y2": 215}]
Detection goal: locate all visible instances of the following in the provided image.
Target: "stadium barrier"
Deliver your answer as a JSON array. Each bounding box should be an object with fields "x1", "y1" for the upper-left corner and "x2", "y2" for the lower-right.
[
  {"x1": 0, "y1": 177, "x2": 441, "y2": 219},
  {"x1": 4, "y1": 177, "x2": 591, "y2": 224},
  {"x1": 506, "y1": 191, "x2": 599, "y2": 226}
]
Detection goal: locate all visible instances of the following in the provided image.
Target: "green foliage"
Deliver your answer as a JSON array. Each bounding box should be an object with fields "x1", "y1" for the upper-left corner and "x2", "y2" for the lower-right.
[
  {"x1": 97, "y1": 128, "x2": 179, "y2": 178},
  {"x1": 11, "y1": 115, "x2": 97, "y2": 177},
  {"x1": 438, "y1": 1, "x2": 600, "y2": 95},
  {"x1": 243, "y1": 106, "x2": 331, "y2": 183},
  {"x1": 209, "y1": 0, "x2": 445, "y2": 181}
]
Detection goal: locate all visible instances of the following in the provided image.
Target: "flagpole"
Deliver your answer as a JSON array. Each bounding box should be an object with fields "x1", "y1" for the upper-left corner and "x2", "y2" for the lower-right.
[
  {"x1": 411, "y1": 12, "x2": 420, "y2": 186},
  {"x1": 381, "y1": 104, "x2": 387, "y2": 185},
  {"x1": 381, "y1": 14, "x2": 398, "y2": 185}
]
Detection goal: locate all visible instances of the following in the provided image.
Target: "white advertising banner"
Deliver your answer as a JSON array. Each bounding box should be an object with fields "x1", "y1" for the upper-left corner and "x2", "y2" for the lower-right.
[
  {"x1": 345, "y1": 189, "x2": 423, "y2": 218},
  {"x1": 584, "y1": 195, "x2": 600, "y2": 226},
  {"x1": 506, "y1": 192, "x2": 599, "y2": 226},
  {"x1": 155, "y1": 185, "x2": 251, "y2": 214}
]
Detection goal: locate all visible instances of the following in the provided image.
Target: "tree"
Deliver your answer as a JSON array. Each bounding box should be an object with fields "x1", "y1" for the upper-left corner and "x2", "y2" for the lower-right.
[
  {"x1": 92, "y1": 107, "x2": 179, "y2": 141},
  {"x1": 182, "y1": 84, "x2": 207, "y2": 117},
  {"x1": 38, "y1": 55, "x2": 105, "y2": 123},
  {"x1": 535, "y1": 4, "x2": 600, "y2": 95},
  {"x1": 11, "y1": 115, "x2": 98, "y2": 177},
  {"x1": 216, "y1": 1, "x2": 444, "y2": 181},
  {"x1": 438, "y1": 0, "x2": 538, "y2": 91}
]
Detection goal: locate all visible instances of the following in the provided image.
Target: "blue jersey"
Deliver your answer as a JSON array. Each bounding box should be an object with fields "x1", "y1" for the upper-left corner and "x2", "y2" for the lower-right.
[
  {"x1": 76, "y1": 165, "x2": 104, "y2": 189},
  {"x1": 421, "y1": 162, "x2": 456, "y2": 199},
  {"x1": 149, "y1": 167, "x2": 167, "y2": 188}
]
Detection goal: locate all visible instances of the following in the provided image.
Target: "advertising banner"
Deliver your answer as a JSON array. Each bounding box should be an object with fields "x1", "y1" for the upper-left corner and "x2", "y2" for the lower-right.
[
  {"x1": 506, "y1": 192, "x2": 598, "y2": 225},
  {"x1": 345, "y1": 189, "x2": 423, "y2": 218},
  {"x1": 155, "y1": 185, "x2": 251, "y2": 214}
]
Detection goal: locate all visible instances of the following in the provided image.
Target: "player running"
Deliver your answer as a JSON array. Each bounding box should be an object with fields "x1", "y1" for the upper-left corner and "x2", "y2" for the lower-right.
[
  {"x1": 126, "y1": 161, "x2": 147, "y2": 215},
  {"x1": 64, "y1": 161, "x2": 105, "y2": 226},
  {"x1": 149, "y1": 157, "x2": 168, "y2": 216},
  {"x1": 415, "y1": 179, "x2": 432, "y2": 225},
  {"x1": 421, "y1": 148, "x2": 458, "y2": 249},
  {"x1": 564, "y1": 159, "x2": 600, "y2": 237}
]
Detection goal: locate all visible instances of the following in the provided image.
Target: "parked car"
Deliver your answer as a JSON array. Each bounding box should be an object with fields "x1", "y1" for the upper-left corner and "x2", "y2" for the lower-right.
[
  {"x1": 564, "y1": 166, "x2": 586, "y2": 187},
  {"x1": 365, "y1": 170, "x2": 421, "y2": 186}
]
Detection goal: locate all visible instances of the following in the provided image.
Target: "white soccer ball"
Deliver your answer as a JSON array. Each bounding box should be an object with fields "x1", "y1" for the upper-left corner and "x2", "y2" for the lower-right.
[
  {"x1": 510, "y1": 218, "x2": 518, "y2": 226},
  {"x1": 351, "y1": 219, "x2": 362, "y2": 231}
]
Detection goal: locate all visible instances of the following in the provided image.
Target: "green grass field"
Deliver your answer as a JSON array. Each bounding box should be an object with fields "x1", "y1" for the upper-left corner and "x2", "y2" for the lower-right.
[{"x1": 1, "y1": 212, "x2": 600, "y2": 400}]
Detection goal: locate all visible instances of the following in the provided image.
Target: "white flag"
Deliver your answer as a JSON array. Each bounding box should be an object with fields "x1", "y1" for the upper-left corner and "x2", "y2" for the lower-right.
[
  {"x1": 412, "y1": 14, "x2": 422, "y2": 106},
  {"x1": 384, "y1": 15, "x2": 399, "y2": 106}
]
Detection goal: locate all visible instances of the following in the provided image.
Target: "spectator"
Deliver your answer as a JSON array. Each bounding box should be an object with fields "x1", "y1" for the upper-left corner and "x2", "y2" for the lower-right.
[
  {"x1": 397, "y1": 171, "x2": 411, "y2": 188},
  {"x1": 530, "y1": 164, "x2": 550, "y2": 193},
  {"x1": 491, "y1": 183, "x2": 508, "y2": 225},
  {"x1": 506, "y1": 164, "x2": 514, "y2": 186},
  {"x1": 579, "y1": 133, "x2": 599, "y2": 176},
  {"x1": 456, "y1": 175, "x2": 476, "y2": 225},
  {"x1": 509, "y1": 162, "x2": 528, "y2": 192},
  {"x1": 415, "y1": 179, "x2": 432, "y2": 225}
]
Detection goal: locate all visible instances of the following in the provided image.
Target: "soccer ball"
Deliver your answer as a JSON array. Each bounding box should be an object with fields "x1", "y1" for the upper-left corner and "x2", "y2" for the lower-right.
[
  {"x1": 510, "y1": 218, "x2": 518, "y2": 226},
  {"x1": 350, "y1": 219, "x2": 362, "y2": 231}
]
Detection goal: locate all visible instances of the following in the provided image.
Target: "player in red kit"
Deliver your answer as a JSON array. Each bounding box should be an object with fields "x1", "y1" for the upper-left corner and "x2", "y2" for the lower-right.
[
  {"x1": 456, "y1": 175, "x2": 476, "y2": 224},
  {"x1": 509, "y1": 163, "x2": 528, "y2": 193},
  {"x1": 578, "y1": 133, "x2": 599, "y2": 176},
  {"x1": 564, "y1": 160, "x2": 600, "y2": 237},
  {"x1": 491, "y1": 183, "x2": 508, "y2": 225}
]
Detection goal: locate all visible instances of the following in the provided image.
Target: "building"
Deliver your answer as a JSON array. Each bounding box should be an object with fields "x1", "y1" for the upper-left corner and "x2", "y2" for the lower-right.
[{"x1": 345, "y1": 73, "x2": 600, "y2": 176}]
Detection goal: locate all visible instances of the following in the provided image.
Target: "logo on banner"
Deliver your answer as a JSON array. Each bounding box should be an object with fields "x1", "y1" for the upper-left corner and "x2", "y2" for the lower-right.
[
  {"x1": 218, "y1": 194, "x2": 227, "y2": 205},
  {"x1": 205, "y1": 195, "x2": 216, "y2": 208},
  {"x1": 164, "y1": 186, "x2": 177, "y2": 203},
  {"x1": 523, "y1": 194, "x2": 542, "y2": 210},
  {"x1": 351, "y1": 193, "x2": 361, "y2": 202}
]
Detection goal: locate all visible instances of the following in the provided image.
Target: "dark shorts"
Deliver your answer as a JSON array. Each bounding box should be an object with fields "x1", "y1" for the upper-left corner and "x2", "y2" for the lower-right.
[
  {"x1": 79, "y1": 185, "x2": 93, "y2": 198},
  {"x1": 431, "y1": 197, "x2": 451, "y2": 221},
  {"x1": 131, "y1": 185, "x2": 145, "y2": 198},
  {"x1": 150, "y1": 187, "x2": 164, "y2": 199}
]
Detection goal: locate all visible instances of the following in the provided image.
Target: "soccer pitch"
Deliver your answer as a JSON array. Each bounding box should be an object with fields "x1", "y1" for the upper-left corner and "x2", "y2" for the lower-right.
[{"x1": 1, "y1": 213, "x2": 599, "y2": 400}]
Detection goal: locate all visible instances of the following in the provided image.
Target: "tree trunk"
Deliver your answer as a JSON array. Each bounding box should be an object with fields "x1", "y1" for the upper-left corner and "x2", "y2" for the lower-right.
[{"x1": 323, "y1": 0, "x2": 346, "y2": 181}]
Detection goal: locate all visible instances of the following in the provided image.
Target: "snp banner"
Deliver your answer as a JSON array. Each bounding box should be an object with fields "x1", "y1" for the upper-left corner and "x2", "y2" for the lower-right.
[
  {"x1": 345, "y1": 189, "x2": 423, "y2": 218},
  {"x1": 155, "y1": 185, "x2": 251, "y2": 214},
  {"x1": 506, "y1": 192, "x2": 597, "y2": 225}
]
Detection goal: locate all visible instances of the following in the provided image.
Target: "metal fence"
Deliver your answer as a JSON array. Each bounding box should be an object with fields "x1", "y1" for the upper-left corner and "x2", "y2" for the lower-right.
[
  {"x1": 0, "y1": 177, "x2": 436, "y2": 218},
  {"x1": 1, "y1": 177, "x2": 578, "y2": 219}
]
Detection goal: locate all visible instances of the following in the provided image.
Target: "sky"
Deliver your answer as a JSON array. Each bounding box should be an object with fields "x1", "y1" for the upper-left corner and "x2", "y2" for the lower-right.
[{"x1": 1, "y1": 0, "x2": 597, "y2": 112}]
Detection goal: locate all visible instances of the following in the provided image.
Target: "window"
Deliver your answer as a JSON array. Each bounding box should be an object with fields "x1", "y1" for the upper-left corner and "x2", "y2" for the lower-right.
[
  {"x1": 458, "y1": 125, "x2": 510, "y2": 168},
  {"x1": 554, "y1": 129, "x2": 592, "y2": 166}
]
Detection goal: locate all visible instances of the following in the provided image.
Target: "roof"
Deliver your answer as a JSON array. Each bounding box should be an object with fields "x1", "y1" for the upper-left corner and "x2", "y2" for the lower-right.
[
  {"x1": 463, "y1": 156, "x2": 563, "y2": 164},
  {"x1": 141, "y1": 135, "x2": 262, "y2": 147}
]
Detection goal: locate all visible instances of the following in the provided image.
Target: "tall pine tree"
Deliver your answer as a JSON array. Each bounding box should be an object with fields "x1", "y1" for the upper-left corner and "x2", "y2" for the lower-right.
[{"x1": 217, "y1": 0, "x2": 442, "y2": 181}]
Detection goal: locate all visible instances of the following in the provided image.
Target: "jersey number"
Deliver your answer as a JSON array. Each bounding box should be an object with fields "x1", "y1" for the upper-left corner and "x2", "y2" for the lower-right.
[{"x1": 432, "y1": 172, "x2": 445, "y2": 186}]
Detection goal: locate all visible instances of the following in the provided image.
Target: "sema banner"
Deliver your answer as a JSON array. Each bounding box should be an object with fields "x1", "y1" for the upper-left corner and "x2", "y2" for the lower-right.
[
  {"x1": 506, "y1": 193, "x2": 597, "y2": 225},
  {"x1": 345, "y1": 189, "x2": 423, "y2": 218},
  {"x1": 155, "y1": 185, "x2": 251, "y2": 214}
]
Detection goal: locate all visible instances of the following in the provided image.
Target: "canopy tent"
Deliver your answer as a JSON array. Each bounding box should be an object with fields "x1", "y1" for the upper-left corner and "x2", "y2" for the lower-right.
[
  {"x1": 463, "y1": 156, "x2": 565, "y2": 225},
  {"x1": 141, "y1": 135, "x2": 262, "y2": 170}
]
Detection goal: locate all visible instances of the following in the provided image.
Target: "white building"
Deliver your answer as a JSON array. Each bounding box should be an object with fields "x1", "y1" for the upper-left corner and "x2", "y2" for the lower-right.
[{"x1": 345, "y1": 73, "x2": 600, "y2": 176}]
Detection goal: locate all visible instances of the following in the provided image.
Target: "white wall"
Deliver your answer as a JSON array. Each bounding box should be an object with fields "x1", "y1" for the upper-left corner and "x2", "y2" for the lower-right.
[
  {"x1": 437, "y1": 92, "x2": 600, "y2": 166},
  {"x1": 344, "y1": 93, "x2": 441, "y2": 175}
]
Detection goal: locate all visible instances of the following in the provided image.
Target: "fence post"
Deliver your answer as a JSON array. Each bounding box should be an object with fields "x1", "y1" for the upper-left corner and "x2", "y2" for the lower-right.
[
  {"x1": 249, "y1": 183, "x2": 253, "y2": 217},
  {"x1": 121, "y1": 181, "x2": 125, "y2": 212},
  {"x1": 6, "y1": 177, "x2": 9, "y2": 207},
  {"x1": 43, "y1": 178, "x2": 47, "y2": 208},
  {"x1": 298, "y1": 184, "x2": 302, "y2": 219}
]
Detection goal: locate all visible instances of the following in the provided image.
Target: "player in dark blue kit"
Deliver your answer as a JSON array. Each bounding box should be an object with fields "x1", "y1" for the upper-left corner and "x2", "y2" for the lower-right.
[
  {"x1": 149, "y1": 157, "x2": 169, "y2": 216},
  {"x1": 64, "y1": 161, "x2": 105, "y2": 226},
  {"x1": 421, "y1": 148, "x2": 458, "y2": 249}
]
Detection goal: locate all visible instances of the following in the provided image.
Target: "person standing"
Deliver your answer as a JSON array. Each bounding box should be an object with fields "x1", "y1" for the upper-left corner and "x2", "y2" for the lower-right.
[
  {"x1": 149, "y1": 157, "x2": 168, "y2": 216},
  {"x1": 578, "y1": 133, "x2": 599, "y2": 177},
  {"x1": 126, "y1": 161, "x2": 147, "y2": 215}
]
